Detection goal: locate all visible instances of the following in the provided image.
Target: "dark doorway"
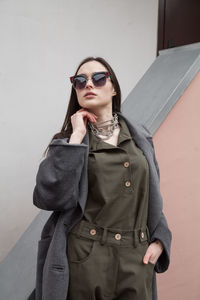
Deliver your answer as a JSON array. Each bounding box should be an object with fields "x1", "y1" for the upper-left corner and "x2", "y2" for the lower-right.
[{"x1": 157, "y1": 0, "x2": 200, "y2": 55}]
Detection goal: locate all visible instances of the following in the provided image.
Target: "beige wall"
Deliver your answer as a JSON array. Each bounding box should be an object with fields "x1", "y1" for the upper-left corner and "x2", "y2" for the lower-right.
[{"x1": 153, "y1": 71, "x2": 200, "y2": 299}]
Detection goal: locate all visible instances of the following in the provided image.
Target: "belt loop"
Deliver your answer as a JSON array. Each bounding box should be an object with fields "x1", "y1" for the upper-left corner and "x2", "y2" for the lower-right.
[
  {"x1": 132, "y1": 230, "x2": 137, "y2": 248},
  {"x1": 100, "y1": 228, "x2": 108, "y2": 245}
]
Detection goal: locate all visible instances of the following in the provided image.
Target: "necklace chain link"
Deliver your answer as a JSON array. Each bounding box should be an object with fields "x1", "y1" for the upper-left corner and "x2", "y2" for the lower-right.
[{"x1": 88, "y1": 113, "x2": 119, "y2": 140}]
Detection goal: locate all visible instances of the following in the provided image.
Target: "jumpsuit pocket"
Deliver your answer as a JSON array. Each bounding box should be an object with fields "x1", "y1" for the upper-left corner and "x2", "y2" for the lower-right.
[
  {"x1": 147, "y1": 261, "x2": 155, "y2": 273},
  {"x1": 148, "y1": 261, "x2": 155, "y2": 267},
  {"x1": 146, "y1": 261, "x2": 155, "y2": 280},
  {"x1": 135, "y1": 241, "x2": 155, "y2": 270},
  {"x1": 67, "y1": 232, "x2": 95, "y2": 264}
]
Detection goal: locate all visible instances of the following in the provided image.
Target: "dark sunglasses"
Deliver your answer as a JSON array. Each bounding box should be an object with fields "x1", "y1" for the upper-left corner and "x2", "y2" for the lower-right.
[{"x1": 70, "y1": 71, "x2": 110, "y2": 90}]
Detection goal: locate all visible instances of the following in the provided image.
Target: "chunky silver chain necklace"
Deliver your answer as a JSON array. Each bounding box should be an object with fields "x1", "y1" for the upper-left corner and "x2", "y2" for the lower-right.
[{"x1": 88, "y1": 113, "x2": 119, "y2": 140}]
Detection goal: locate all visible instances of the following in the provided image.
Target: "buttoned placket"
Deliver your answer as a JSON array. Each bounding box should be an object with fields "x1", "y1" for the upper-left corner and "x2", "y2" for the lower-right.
[{"x1": 90, "y1": 125, "x2": 134, "y2": 193}]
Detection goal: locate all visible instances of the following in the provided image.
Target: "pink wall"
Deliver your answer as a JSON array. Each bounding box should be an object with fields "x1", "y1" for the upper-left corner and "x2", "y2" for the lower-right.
[{"x1": 153, "y1": 71, "x2": 200, "y2": 299}]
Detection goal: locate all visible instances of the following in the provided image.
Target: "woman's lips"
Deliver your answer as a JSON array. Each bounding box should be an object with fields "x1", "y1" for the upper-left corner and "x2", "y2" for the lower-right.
[{"x1": 84, "y1": 94, "x2": 97, "y2": 98}]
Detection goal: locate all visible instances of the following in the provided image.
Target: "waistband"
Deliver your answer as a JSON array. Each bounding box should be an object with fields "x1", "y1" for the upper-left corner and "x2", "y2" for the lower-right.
[{"x1": 70, "y1": 219, "x2": 150, "y2": 247}]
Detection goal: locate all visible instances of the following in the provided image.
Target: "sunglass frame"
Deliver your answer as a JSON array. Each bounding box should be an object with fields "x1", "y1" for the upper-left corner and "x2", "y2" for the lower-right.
[{"x1": 70, "y1": 71, "x2": 110, "y2": 89}]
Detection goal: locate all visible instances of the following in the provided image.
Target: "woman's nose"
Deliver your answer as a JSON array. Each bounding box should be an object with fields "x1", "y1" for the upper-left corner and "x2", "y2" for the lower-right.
[{"x1": 85, "y1": 78, "x2": 94, "y2": 88}]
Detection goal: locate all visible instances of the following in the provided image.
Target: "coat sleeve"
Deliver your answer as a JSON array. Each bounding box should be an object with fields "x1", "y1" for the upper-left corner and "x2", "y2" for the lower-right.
[
  {"x1": 33, "y1": 138, "x2": 88, "y2": 211},
  {"x1": 141, "y1": 124, "x2": 172, "y2": 273},
  {"x1": 150, "y1": 212, "x2": 172, "y2": 273}
]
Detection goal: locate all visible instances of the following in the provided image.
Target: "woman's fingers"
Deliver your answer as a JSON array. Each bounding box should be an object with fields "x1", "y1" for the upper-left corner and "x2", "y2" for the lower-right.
[
  {"x1": 70, "y1": 109, "x2": 97, "y2": 134},
  {"x1": 77, "y1": 108, "x2": 98, "y2": 119},
  {"x1": 143, "y1": 248, "x2": 152, "y2": 264},
  {"x1": 72, "y1": 109, "x2": 94, "y2": 122},
  {"x1": 143, "y1": 241, "x2": 163, "y2": 265},
  {"x1": 79, "y1": 110, "x2": 97, "y2": 123}
]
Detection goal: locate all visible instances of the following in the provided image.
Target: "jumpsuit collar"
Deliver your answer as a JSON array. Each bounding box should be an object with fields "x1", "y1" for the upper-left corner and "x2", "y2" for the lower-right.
[
  {"x1": 88, "y1": 113, "x2": 132, "y2": 152},
  {"x1": 83, "y1": 111, "x2": 143, "y2": 150}
]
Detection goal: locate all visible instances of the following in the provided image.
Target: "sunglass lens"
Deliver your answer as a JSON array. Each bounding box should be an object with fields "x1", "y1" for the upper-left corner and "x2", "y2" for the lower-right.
[
  {"x1": 73, "y1": 76, "x2": 86, "y2": 89},
  {"x1": 93, "y1": 73, "x2": 107, "y2": 87}
]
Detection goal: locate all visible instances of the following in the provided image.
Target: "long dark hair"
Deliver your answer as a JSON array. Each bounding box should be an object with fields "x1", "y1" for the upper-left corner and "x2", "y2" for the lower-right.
[{"x1": 42, "y1": 56, "x2": 122, "y2": 157}]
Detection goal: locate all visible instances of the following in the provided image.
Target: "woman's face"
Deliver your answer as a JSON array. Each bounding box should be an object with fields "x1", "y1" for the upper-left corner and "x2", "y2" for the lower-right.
[{"x1": 75, "y1": 60, "x2": 116, "y2": 111}]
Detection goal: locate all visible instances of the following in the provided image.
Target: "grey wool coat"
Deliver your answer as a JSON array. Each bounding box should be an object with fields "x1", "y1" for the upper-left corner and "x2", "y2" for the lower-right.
[{"x1": 32, "y1": 111, "x2": 172, "y2": 300}]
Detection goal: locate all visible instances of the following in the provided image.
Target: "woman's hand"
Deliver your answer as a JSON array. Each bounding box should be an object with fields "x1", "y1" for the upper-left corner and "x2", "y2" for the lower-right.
[
  {"x1": 69, "y1": 108, "x2": 97, "y2": 144},
  {"x1": 71, "y1": 108, "x2": 97, "y2": 136},
  {"x1": 143, "y1": 239, "x2": 164, "y2": 265}
]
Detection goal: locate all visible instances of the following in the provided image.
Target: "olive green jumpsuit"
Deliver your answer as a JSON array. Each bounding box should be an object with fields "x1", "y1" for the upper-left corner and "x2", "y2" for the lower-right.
[{"x1": 66, "y1": 114, "x2": 155, "y2": 300}]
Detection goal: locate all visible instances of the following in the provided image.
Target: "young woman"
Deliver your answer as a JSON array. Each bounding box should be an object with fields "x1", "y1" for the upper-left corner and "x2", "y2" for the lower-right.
[{"x1": 33, "y1": 56, "x2": 172, "y2": 300}]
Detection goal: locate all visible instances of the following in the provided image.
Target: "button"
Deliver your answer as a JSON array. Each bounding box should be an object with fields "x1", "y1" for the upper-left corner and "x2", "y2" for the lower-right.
[
  {"x1": 141, "y1": 232, "x2": 144, "y2": 239},
  {"x1": 125, "y1": 181, "x2": 131, "y2": 187},
  {"x1": 115, "y1": 233, "x2": 121, "y2": 240},
  {"x1": 90, "y1": 229, "x2": 96, "y2": 236},
  {"x1": 124, "y1": 161, "x2": 129, "y2": 167}
]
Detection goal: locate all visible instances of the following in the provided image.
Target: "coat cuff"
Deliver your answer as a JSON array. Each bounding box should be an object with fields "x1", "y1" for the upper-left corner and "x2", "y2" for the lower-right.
[{"x1": 150, "y1": 213, "x2": 172, "y2": 273}]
